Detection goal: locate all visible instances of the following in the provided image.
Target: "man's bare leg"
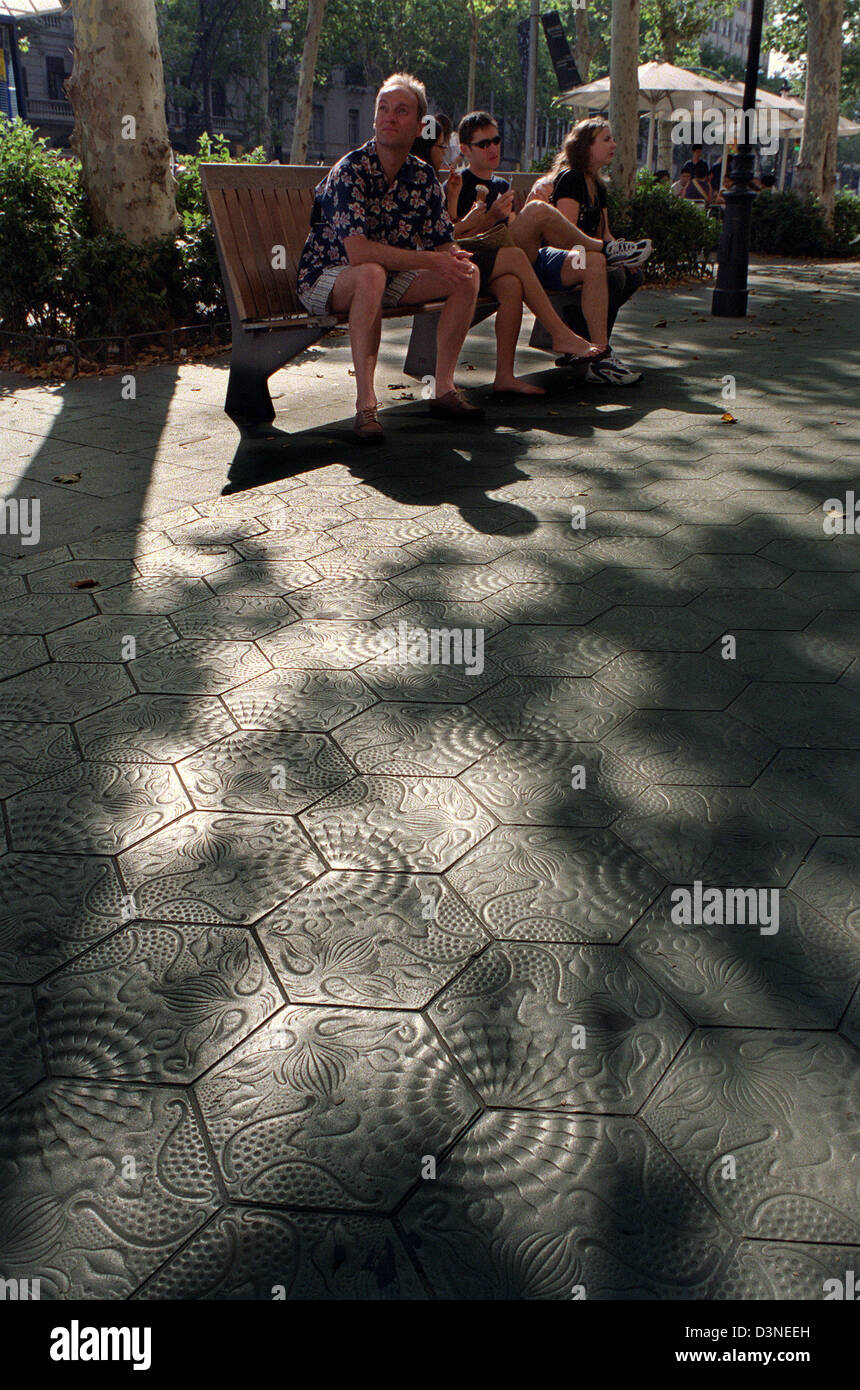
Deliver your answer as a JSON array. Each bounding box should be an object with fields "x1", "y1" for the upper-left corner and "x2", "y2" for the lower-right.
[
  {"x1": 329, "y1": 262, "x2": 387, "y2": 410},
  {"x1": 399, "y1": 268, "x2": 479, "y2": 397},
  {"x1": 510, "y1": 201, "x2": 601, "y2": 263}
]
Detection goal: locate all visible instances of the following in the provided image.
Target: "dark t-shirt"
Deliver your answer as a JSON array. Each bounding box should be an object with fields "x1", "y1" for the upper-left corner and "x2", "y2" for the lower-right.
[
  {"x1": 551, "y1": 167, "x2": 607, "y2": 237},
  {"x1": 455, "y1": 168, "x2": 510, "y2": 219}
]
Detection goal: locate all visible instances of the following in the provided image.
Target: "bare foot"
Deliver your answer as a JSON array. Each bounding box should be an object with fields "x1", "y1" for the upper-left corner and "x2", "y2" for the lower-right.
[
  {"x1": 493, "y1": 377, "x2": 546, "y2": 395},
  {"x1": 550, "y1": 330, "x2": 607, "y2": 358}
]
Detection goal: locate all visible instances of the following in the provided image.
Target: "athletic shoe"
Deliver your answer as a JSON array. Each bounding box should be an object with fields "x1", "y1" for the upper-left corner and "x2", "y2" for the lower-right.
[
  {"x1": 604, "y1": 237, "x2": 653, "y2": 269},
  {"x1": 584, "y1": 350, "x2": 643, "y2": 386}
]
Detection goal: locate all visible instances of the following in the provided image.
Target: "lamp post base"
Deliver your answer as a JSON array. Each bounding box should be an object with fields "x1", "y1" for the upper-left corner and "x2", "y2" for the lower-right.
[{"x1": 711, "y1": 171, "x2": 757, "y2": 318}]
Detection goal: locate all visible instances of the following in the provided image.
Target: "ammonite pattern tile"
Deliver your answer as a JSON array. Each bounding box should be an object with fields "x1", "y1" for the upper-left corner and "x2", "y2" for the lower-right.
[
  {"x1": 134, "y1": 545, "x2": 240, "y2": 579},
  {"x1": 404, "y1": 532, "x2": 514, "y2": 565},
  {"x1": 171, "y1": 594, "x2": 298, "y2": 640},
  {"x1": 595, "y1": 650, "x2": 746, "y2": 710},
  {"x1": 729, "y1": 682, "x2": 860, "y2": 748},
  {"x1": 762, "y1": 537, "x2": 860, "y2": 572},
  {"x1": 671, "y1": 555, "x2": 790, "y2": 589},
  {"x1": 76, "y1": 694, "x2": 236, "y2": 763},
  {"x1": 840, "y1": 986, "x2": 860, "y2": 1049},
  {"x1": 357, "y1": 655, "x2": 502, "y2": 703},
  {"x1": 177, "y1": 731, "x2": 352, "y2": 813},
  {"x1": 257, "y1": 872, "x2": 486, "y2": 1007},
  {"x1": 448, "y1": 826, "x2": 663, "y2": 943},
  {"x1": 300, "y1": 776, "x2": 495, "y2": 871},
  {"x1": 691, "y1": 587, "x2": 822, "y2": 631},
  {"x1": 94, "y1": 575, "x2": 214, "y2": 614},
  {"x1": 310, "y1": 546, "x2": 417, "y2": 580},
  {"x1": 486, "y1": 626, "x2": 620, "y2": 677},
  {"x1": 626, "y1": 888, "x2": 857, "y2": 1028},
  {"x1": 27, "y1": 558, "x2": 138, "y2": 592},
  {"x1": 383, "y1": 597, "x2": 506, "y2": 638},
  {"x1": 791, "y1": 838, "x2": 860, "y2": 931},
  {"x1": 473, "y1": 676, "x2": 631, "y2": 741},
  {"x1": 204, "y1": 559, "x2": 319, "y2": 595},
  {"x1": 7, "y1": 761, "x2": 193, "y2": 855},
  {"x1": 38, "y1": 923, "x2": 282, "y2": 1082},
  {"x1": 130, "y1": 639, "x2": 270, "y2": 694},
  {"x1": 0, "y1": 1082, "x2": 220, "y2": 1298},
  {"x1": 333, "y1": 702, "x2": 501, "y2": 775},
  {"x1": 642, "y1": 1030, "x2": 860, "y2": 1243},
  {"x1": 68, "y1": 527, "x2": 173, "y2": 559},
  {"x1": 0, "y1": 720, "x2": 80, "y2": 796},
  {"x1": 754, "y1": 750, "x2": 860, "y2": 833},
  {"x1": 592, "y1": 605, "x2": 722, "y2": 652},
  {"x1": 430, "y1": 942, "x2": 688, "y2": 1111},
  {"x1": 46, "y1": 614, "x2": 177, "y2": 663},
  {"x1": 704, "y1": 629, "x2": 851, "y2": 683},
  {"x1": 233, "y1": 527, "x2": 337, "y2": 562},
  {"x1": 117, "y1": 812, "x2": 323, "y2": 925},
  {"x1": 0, "y1": 661, "x2": 136, "y2": 723},
  {"x1": 603, "y1": 710, "x2": 777, "y2": 786},
  {"x1": 614, "y1": 786, "x2": 815, "y2": 885},
  {"x1": 0, "y1": 986, "x2": 42, "y2": 1107},
  {"x1": 584, "y1": 568, "x2": 705, "y2": 605},
  {"x1": 221, "y1": 669, "x2": 376, "y2": 731},
  {"x1": 0, "y1": 853, "x2": 127, "y2": 984},
  {"x1": 460, "y1": 741, "x2": 645, "y2": 827},
  {"x1": 490, "y1": 548, "x2": 598, "y2": 585},
  {"x1": 399, "y1": 1110, "x2": 731, "y2": 1298},
  {"x1": 195, "y1": 1009, "x2": 478, "y2": 1210},
  {"x1": 284, "y1": 579, "x2": 406, "y2": 621},
  {"x1": 258, "y1": 620, "x2": 383, "y2": 669},
  {"x1": 391, "y1": 563, "x2": 510, "y2": 600},
  {"x1": 135, "y1": 1207, "x2": 426, "y2": 1300},
  {"x1": 0, "y1": 593, "x2": 98, "y2": 634},
  {"x1": 328, "y1": 519, "x2": 433, "y2": 547},
  {"x1": 485, "y1": 582, "x2": 611, "y2": 626},
  {"x1": 708, "y1": 1241, "x2": 860, "y2": 1300}
]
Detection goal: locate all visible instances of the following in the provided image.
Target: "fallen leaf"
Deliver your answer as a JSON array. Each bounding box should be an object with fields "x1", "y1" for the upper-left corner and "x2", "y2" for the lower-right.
[
  {"x1": 53, "y1": 473, "x2": 81, "y2": 484},
  {"x1": 654, "y1": 319, "x2": 667, "y2": 327},
  {"x1": 720, "y1": 412, "x2": 736, "y2": 423},
  {"x1": 71, "y1": 578, "x2": 99, "y2": 589}
]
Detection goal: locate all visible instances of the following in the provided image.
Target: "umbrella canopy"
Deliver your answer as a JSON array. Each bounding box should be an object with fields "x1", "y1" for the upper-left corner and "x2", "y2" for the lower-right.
[
  {"x1": 0, "y1": 1, "x2": 67, "y2": 15},
  {"x1": 560, "y1": 61, "x2": 746, "y2": 117}
]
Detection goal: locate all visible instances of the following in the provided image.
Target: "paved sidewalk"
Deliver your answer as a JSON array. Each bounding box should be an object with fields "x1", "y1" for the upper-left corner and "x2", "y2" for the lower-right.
[{"x1": 0, "y1": 263, "x2": 857, "y2": 1300}]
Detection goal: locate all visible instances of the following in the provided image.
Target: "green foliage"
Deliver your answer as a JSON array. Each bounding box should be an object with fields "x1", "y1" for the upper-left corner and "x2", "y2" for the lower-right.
[
  {"x1": 764, "y1": 0, "x2": 860, "y2": 115},
  {"x1": 61, "y1": 233, "x2": 196, "y2": 338},
  {"x1": 749, "y1": 189, "x2": 832, "y2": 257},
  {"x1": 608, "y1": 171, "x2": 720, "y2": 279},
  {"x1": 832, "y1": 189, "x2": 860, "y2": 250}
]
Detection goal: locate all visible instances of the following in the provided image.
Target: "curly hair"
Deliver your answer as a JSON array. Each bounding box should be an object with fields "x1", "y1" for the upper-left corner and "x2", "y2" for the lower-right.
[{"x1": 549, "y1": 118, "x2": 611, "y2": 180}]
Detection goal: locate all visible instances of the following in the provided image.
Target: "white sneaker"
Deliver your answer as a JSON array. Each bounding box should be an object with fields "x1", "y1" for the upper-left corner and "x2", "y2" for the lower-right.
[
  {"x1": 585, "y1": 351, "x2": 643, "y2": 386},
  {"x1": 604, "y1": 237, "x2": 653, "y2": 269}
]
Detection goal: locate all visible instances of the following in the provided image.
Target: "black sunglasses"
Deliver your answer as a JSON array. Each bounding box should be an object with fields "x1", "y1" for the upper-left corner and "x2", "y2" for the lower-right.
[{"x1": 471, "y1": 135, "x2": 501, "y2": 149}]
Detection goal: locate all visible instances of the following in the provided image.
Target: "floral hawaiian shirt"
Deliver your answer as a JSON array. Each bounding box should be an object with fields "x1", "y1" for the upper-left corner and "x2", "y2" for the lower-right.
[{"x1": 297, "y1": 140, "x2": 454, "y2": 299}]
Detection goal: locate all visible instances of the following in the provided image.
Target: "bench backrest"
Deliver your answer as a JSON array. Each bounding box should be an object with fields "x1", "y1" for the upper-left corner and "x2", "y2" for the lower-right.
[{"x1": 201, "y1": 162, "x2": 540, "y2": 323}]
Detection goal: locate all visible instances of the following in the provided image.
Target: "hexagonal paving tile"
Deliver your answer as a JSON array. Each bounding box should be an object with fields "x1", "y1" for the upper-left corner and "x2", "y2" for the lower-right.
[
  {"x1": 642, "y1": 1030, "x2": 860, "y2": 1243},
  {"x1": 383, "y1": 597, "x2": 507, "y2": 638},
  {"x1": 300, "y1": 776, "x2": 494, "y2": 872},
  {"x1": 0, "y1": 1082, "x2": 219, "y2": 1298},
  {"x1": 333, "y1": 702, "x2": 500, "y2": 775},
  {"x1": 46, "y1": 614, "x2": 178, "y2": 663},
  {"x1": 310, "y1": 546, "x2": 417, "y2": 580},
  {"x1": 232, "y1": 527, "x2": 336, "y2": 562},
  {"x1": 135, "y1": 1207, "x2": 426, "y2": 1300},
  {"x1": 603, "y1": 710, "x2": 777, "y2": 786},
  {"x1": 703, "y1": 629, "x2": 851, "y2": 683},
  {"x1": 762, "y1": 537, "x2": 860, "y2": 572},
  {"x1": 729, "y1": 682, "x2": 860, "y2": 748},
  {"x1": 37, "y1": 922, "x2": 282, "y2": 1082},
  {"x1": 257, "y1": 872, "x2": 486, "y2": 1007},
  {"x1": 595, "y1": 650, "x2": 746, "y2": 710},
  {"x1": 117, "y1": 812, "x2": 323, "y2": 925},
  {"x1": 68, "y1": 527, "x2": 173, "y2": 560},
  {"x1": 221, "y1": 669, "x2": 376, "y2": 731},
  {"x1": 257, "y1": 620, "x2": 383, "y2": 669},
  {"x1": 0, "y1": 853, "x2": 127, "y2": 984},
  {"x1": 391, "y1": 563, "x2": 510, "y2": 600},
  {"x1": 779, "y1": 571, "x2": 860, "y2": 610},
  {"x1": 93, "y1": 574, "x2": 214, "y2": 614},
  {"x1": 473, "y1": 675, "x2": 631, "y2": 741},
  {"x1": 27, "y1": 558, "x2": 138, "y2": 592},
  {"x1": 0, "y1": 985, "x2": 42, "y2": 1107},
  {"x1": 283, "y1": 579, "x2": 405, "y2": 621},
  {"x1": 204, "y1": 558, "x2": 319, "y2": 595},
  {"x1": 585, "y1": 568, "x2": 705, "y2": 605},
  {"x1": 134, "y1": 545, "x2": 241, "y2": 580},
  {"x1": 194, "y1": 1009, "x2": 478, "y2": 1210},
  {"x1": 490, "y1": 548, "x2": 599, "y2": 585},
  {"x1": 75, "y1": 693, "x2": 236, "y2": 763},
  {"x1": 707, "y1": 1241, "x2": 860, "y2": 1300},
  {"x1": 614, "y1": 786, "x2": 815, "y2": 886},
  {"x1": 626, "y1": 888, "x2": 858, "y2": 1028},
  {"x1": 7, "y1": 761, "x2": 193, "y2": 854},
  {"x1": 429, "y1": 941, "x2": 688, "y2": 1111},
  {"x1": 357, "y1": 652, "x2": 502, "y2": 702},
  {"x1": 671, "y1": 555, "x2": 791, "y2": 589},
  {"x1": 791, "y1": 837, "x2": 860, "y2": 931},
  {"x1": 447, "y1": 826, "x2": 663, "y2": 943},
  {"x1": 399, "y1": 1110, "x2": 731, "y2": 1298},
  {"x1": 485, "y1": 626, "x2": 620, "y2": 677},
  {"x1": 460, "y1": 741, "x2": 645, "y2": 827},
  {"x1": 754, "y1": 750, "x2": 860, "y2": 834},
  {"x1": 840, "y1": 985, "x2": 860, "y2": 1048},
  {"x1": 404, "y1": 532, "x2": 515, "y2": 566},
  {"x1": 0, "y1": 592, "x2": 98, "y2": 634},
  {"x1": 485, "y1": 581, "x2": 611, "y2": 625},
  {"x1": 129, "y1": 638, "x2": 270, "y2": 694},
  {"x1": 690, "y1": 587, "x2": 821, "y2": 631},
  {"x1": 591, "y1": 605, "x2": 722, "y2": 652},
  {"x1": 170, "y1": 594, "x2": 298, "y2": 640},
  {"x1": 0, "y1": 634, "x2": 48, "y2": 681},
  {"x1": 0, "y1": 660, "x2": 136, "y2": 722},
  {"x1": 0, "y1": 720, "x2": 80, "y2": 796},
  {"x1": 177, "y1": 730, "x2": 353, "y2": 813},
  {"x1": 328, "y1": 519, "x2": 434, "y2": 548}
]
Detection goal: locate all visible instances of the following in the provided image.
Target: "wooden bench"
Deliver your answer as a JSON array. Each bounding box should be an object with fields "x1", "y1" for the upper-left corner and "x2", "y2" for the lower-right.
[{"x1": 201, "y1": 163, "x2": 586, "y2": 424}]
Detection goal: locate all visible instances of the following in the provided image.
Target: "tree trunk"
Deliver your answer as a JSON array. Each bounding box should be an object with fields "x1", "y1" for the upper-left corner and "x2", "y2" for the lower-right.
[
  {"x1": 467, "y1": 3, "x2": 478, "y2": 111},
  {"x1": 67, "y1": 0, "x2": 179, "y2": 243},
  {"x1": 609, "y1": 0, "x2": 640, "y2": 196},
  {"x1": 574, "y1": 6, "x2": 594, "y2": 82},
  {"x1": 657, "y1": 118, "x2": 674, "y2": 172},
  {"x1": 259, "y1": 27, "x2": 272, "y2": 153},
  {"x1": 794, "y1": 0, "x2": 844, "y2": 222},
  {"x1": 290, "y1": 0, "x2": 327, "y2": 164},
  {"x1": 656, "y1": 19, "x2": 676, "y2": 175}
]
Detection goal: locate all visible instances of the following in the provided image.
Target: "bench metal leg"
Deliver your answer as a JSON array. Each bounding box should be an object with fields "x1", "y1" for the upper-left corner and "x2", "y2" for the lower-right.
[
  {"x1": 402, "y1": 303, "x2": 498, "y2": 381},
  {"x1": 528, "y1": 289, "x2": 584, "y2": 352},
  {"x1": 225, "y1": 327, "x2": 327, "y2": 423}
]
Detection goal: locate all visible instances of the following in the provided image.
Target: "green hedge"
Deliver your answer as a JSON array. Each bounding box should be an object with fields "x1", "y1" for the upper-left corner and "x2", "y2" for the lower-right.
[
  {"x1": 608, "y1": 172, "x2": 720, "y2": 280},
  {"x1": 748, "y1": 188, "x2": 860, "y2": 258}
]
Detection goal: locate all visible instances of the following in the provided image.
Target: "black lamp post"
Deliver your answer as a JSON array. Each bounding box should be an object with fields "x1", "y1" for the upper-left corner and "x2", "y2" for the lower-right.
[{"x1": 711, "y1": 0, "x2": 767, "y2": 316}]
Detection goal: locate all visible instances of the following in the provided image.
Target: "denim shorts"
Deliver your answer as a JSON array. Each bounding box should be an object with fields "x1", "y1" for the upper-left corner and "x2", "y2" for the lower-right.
[
  {"x1": 533, "y1": 245, "x2": 573, "y2": 291},
  {"x1": 299, "y1": 265, "x2": 419, "y2": 314}
]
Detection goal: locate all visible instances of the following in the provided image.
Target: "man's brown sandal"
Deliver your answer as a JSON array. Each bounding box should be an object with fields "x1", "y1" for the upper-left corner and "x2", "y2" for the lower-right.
[
  {"x1": 428, "y1": 389, "x2": 485, "y2": 421},
  {"x1": 353, "y1": 406, "x2": 385, "y2": 443}
]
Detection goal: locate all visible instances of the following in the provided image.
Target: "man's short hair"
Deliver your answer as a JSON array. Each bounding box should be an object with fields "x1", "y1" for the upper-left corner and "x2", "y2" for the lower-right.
[
  {"x1": 760, "y1": 173, "x2": 776, "y2": 187},
  {"x1": 376, "y1": 73, "x2": 427, "y2": 123},
  {"x1": 459, "y1": 110, "x2": 497, "y2": 145}
]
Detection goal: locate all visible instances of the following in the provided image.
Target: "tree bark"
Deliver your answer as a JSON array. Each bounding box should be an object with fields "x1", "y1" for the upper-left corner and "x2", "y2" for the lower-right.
[
  {"x1": 609, "y1": 0, "x2": 641, "y2": 195},
  {"x1": 467, "y1": 2, "x2": 478, "y2": 111},
  {"x1": 794, "y1": 0, "x2": 844, "y2": 222},
  {"x1": 290, "y1": 0, "x2": 328, "y2": 163},
  {"x1": 67, "y1": 0, "x2": 179, "y2": 243},
  {"x1": 574, "y1": 6, "x2": 594, "y2": 82},
  {"x1": 259, "y1": 26, "x2": 272, "y2": 153}
]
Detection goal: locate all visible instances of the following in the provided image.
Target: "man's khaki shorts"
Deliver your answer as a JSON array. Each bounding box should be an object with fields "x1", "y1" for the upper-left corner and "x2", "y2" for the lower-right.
[{"x1": 299, "y1": 265, "x2": 420, "y2": 315}]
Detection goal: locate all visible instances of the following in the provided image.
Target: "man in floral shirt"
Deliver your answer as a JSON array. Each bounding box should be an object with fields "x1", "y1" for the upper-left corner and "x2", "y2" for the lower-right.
[{"x1": 297, "y1": 72, "x2": 483, "y2": 442}]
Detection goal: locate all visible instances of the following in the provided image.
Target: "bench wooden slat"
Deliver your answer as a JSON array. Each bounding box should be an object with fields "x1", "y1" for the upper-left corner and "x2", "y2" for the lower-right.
[
  {"x1": 229, "y1": 185, "x2": 292, "y2": 321},
  {"x1": 252, "y1": 185, "x2": 302, "y2": 317},
  {"x1": 207, "y1": 186, "x2": 260, "y2": 323}
]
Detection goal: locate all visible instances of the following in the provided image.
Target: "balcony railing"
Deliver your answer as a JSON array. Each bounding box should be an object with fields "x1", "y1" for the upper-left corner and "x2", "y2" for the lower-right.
[{"x1": 25, "y1": 97, "x2": 74, "y2": 123}]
